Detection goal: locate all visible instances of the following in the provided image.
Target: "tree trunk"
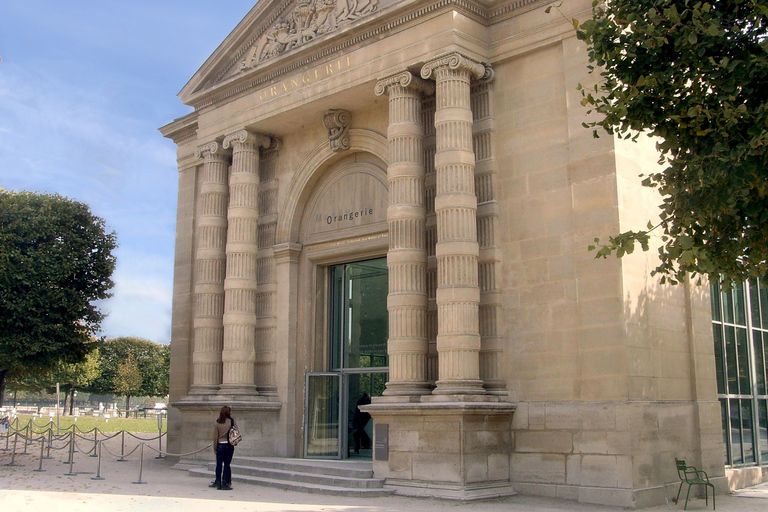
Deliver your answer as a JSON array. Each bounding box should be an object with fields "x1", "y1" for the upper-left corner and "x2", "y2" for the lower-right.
[
  {"x1": 69, "y1": 389, "x2": 76, "y2": 416},
  {"x1": 62, "y1": 385, "x2": 70, "y2": 416},
  {"x1": 125, "y1": 395, "x2": 131, "y2": 418},
  {"x1": 0, "y1": 369, "x2": 7, "y2": 408}
]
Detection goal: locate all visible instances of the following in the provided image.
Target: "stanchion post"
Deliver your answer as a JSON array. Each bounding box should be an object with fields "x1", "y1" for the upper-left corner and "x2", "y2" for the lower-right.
[
  {"x1": 22, "y1": 422, "x2": 30, "y2": 454},
  {"x1": 64, "y1": 432, "x2": 76, "y2": 475},
  {"x1": 5, "y1": 430, "x2": 19, "y2": 466},
  {"x1": 133, "y1": 442, "x2": 146, "y2": 484},
  {"x1": 2, "y1": 420, "x2": 9, "y2": 451},
  {"x1": 118, "y1": 430, "x2": 127, "y2": 461},
  {"x1": 45, "y1": 425, "x2": 53, "y2": 459},
  {"x1": 91, "y1": 429, "x2": 99, "y2": 457},
  {"x1": 34, "y1": 436, "x2": 46, "y2": 472},
  {"x1": 155, "y1": 413, "x2": 165, "y2": 459},
  {"x1": 91, "y1": 441, "x2": 105, "y2": 480}
]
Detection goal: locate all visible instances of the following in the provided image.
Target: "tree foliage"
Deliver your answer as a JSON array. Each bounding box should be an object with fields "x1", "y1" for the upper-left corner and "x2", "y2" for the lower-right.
[
  {"x1": 575, "y1": 0, "x2": 768, "y2": 286},
  {"x1": 114, "y1": 357, "x2": 143, "y2": 414},
  {"x1": 0, "y1": 190, "x2": 117, "y2": 405},
  {"x1": 89, "y1": 337, "x2": 169, "y2": 401}
]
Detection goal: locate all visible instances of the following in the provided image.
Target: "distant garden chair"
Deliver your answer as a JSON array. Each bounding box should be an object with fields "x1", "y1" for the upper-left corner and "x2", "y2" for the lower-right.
[{"x1": 675, "y1": 458, "x2": 715, "y2": 510}]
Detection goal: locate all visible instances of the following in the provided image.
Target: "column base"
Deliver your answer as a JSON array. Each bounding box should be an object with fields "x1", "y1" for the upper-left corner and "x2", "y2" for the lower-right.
[
  {"x1": 184, "y1": 386, "x2": 220, "y2": 399},
  {"x1": 433, "y1": 379, "x2": 486, "y2": 395},
  {"x1": 217, "y1": 384, "x2": 259, "y2": 396},
  {"x1": 382, "y1": 382, "x2": 432, "y2": 397}
]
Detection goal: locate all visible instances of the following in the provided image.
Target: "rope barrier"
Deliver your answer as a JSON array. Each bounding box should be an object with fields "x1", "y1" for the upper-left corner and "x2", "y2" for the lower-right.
[{"x1": 0, "y1": 418, "x2": 215, "y2": 487}]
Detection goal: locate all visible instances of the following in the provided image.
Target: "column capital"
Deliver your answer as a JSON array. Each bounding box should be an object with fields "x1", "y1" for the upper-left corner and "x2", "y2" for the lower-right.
[
  {"x1": 222, "y1": 129, "x2": 273, "y2": 151},
  {"x1": 375, "y1": 70, "x2": 435, "y2": 97},
  {"x1": 420, "y1": 52, "x2": 491, "y2": 81},
  {"x1": 195, "y1": 140, "x2": 230, "y2": 161}
]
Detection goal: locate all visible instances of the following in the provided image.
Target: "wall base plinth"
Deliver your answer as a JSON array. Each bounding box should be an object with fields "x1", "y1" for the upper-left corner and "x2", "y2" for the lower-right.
[
  {"x1": 387, "y1": 479, "x2": 517, "y2": 500},
  {"x1": 170, "y1": 400, "x2": 284, "y2": 461},
  {"x1": 364, "y1": 401, "x2": 516, "y2": 500}
]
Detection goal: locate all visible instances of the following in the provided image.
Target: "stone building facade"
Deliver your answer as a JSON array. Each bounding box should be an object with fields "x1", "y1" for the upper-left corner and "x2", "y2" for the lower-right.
[{"x1": 161, "y1": 0, "x2": 762, "y2": 506}]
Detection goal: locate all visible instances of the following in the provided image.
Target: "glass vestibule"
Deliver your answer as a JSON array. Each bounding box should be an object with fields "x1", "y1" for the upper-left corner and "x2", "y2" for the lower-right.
[
  {"x1": 304, "y1": 257, "x2": 388, "y2": 459},
  {"x1": 711, "y1": 278, "x2": 768, "y2": 467}
]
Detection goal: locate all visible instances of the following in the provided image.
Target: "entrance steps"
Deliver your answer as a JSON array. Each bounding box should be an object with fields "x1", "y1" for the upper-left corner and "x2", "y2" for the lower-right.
[{"x1": 188, "y1": 456, "x2": 395, "y2": 497}]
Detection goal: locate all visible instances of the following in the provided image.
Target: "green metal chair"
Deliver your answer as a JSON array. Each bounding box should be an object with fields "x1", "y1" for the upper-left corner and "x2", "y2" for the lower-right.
[{"x1": 675, "y1": 458, "x2": 715, "y2": 510}]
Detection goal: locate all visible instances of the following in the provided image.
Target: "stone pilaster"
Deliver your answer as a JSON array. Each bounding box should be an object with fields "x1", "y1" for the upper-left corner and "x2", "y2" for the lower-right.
[
  {"x1": 190, "y1": 140, "x2": 231, "y2": 395},
  {"x1": 218, "y1": 130, "x2": 272, "y2": 396},
  {"x1": 375, "y1": 71, "x2": 434, "y2": 397},
  {"x1": 421, "y1": 53, "x2": 489, "y2": 396}
]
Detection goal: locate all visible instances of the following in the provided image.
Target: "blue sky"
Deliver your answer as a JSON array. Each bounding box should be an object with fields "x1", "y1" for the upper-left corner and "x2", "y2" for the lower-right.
[{"x1": 1, "y1": 2, "x2": 257, "y2": 343}]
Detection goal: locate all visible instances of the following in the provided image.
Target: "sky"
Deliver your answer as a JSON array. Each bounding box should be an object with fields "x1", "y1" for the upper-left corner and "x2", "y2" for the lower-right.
[{"x1": 0, "y1": 1, "x2": 258, "y2": 344}]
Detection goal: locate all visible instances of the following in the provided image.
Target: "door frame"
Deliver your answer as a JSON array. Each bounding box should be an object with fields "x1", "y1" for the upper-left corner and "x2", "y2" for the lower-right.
[{"x1": 303, "y1": 369, "x2": 389, "y2": 460}]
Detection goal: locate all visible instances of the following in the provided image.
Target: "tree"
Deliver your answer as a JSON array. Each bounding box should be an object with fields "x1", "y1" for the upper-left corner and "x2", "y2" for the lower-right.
[
  {"x1": 89, "y1": 337, "x2": 170, "y2": 414},
  {"x1": 54, "y1": 349, "x2": 102, "y2": 415},
  {"x1": 114, "y1": 357, "x2": 143, "y2": 415},
  {"x1": 0, "y1": 190, "x2": 117, "y2": 406},
  {"x1": 575, "y1": 0, "x2": 768, "y2": 286}
]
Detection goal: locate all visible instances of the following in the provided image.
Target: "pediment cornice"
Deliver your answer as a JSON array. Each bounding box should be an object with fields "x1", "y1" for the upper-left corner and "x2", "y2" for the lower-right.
[{"x1": 180, "y1": 0, "x2": 543, "y2": 110}]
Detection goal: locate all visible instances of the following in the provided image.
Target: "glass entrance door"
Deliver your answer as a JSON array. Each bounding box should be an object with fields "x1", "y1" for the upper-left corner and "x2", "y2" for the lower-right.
[{"x1": 305, "y1": 257, "x2": 389, "y2": 459}]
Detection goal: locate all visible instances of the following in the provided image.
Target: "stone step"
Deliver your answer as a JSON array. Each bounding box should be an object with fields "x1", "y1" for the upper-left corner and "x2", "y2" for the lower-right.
[
  {"x1": 188, "y1": 467, "x2": 394, "y2": 497},
  {"x1": 231, "y1": 456, "x2": 374, "y2": 478},
  {"x1": 188, "y1": 457, "x2": 394, "y2": 497}
]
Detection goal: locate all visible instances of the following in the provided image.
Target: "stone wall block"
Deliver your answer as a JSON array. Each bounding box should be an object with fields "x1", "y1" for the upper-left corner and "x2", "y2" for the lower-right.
[
  {"x1": 413, "y1": 453, "x2": 461, "y2": 483},
  {"x1": 511, "y1": 453, "x2": 566, "y2": 484}
]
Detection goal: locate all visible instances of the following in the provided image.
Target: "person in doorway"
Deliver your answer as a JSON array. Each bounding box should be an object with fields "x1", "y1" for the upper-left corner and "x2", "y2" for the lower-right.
[
  {"x1": 352, "y1": 392, "x2": 371, "y2": 454},
  {"x1": 210, "y1": 405, "x2": 235, "y2": 490}
]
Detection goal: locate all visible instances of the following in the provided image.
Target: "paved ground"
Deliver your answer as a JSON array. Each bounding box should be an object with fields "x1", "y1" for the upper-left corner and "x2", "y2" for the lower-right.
[{"x1": 1, "y1": 434, "x2": 766, "y2": 512}]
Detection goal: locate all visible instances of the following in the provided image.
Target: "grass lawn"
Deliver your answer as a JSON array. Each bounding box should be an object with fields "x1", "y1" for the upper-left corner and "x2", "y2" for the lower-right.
[{"x1": 10, "y1": 414, "x2": 166, "y2": 434}]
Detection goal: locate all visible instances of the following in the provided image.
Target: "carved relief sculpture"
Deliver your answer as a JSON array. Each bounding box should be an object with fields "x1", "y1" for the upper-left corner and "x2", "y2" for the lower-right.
[
  {"x1": 250, "y1": 0, "x2": 378, "y2": 67},
  {"x1": 323, "y1": 109, "x2": 351, "y2": 152}
]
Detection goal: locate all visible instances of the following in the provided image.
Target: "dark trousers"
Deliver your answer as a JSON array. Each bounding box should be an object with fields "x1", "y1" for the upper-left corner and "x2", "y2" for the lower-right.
[
  {"x1": 353, "y1": 428, "x2": 370, "y2": 451},
  {"x1": 215, "y1": 442, "x2": 234, "y2": 486}
]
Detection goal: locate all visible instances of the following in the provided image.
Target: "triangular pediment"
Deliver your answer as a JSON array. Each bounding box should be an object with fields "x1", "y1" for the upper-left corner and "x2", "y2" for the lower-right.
[{"x1": 180, "y1": 0, "x2": 384, "y2": 105}]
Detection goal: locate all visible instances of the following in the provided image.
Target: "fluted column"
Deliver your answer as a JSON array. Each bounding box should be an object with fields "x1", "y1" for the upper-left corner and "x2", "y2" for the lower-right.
[
  {"x1": 218, "y1": 130, "x2": 273, "y2": 395},
  {"x1": 421, "y1": 53, "x2": 490, "y2": 395},
  {"x1": 190, "y1": 141, "x2": 231, "y2": 395},
  {"x1": 375, "y1": 71, "x2": 434, "y2": 397}
]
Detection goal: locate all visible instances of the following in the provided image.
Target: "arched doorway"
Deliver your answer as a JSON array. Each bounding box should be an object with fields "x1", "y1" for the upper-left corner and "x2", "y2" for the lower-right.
[{"x1": 290, "y1": 149, "x2": 390, "y2": 460}]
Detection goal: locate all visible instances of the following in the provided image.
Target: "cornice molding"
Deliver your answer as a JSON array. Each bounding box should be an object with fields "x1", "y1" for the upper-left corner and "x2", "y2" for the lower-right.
[
  {"x1": 159, "y1": 112, "x2": 199, "y2": 144},
  {"x1": 188, "y1": 0, "x2": 543, "y2": 111}
]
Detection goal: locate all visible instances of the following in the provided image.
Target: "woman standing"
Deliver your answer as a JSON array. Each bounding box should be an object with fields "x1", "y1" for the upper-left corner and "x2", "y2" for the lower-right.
[{"x1": 210, "y1": 405, "x2": 235, "y2": 490}]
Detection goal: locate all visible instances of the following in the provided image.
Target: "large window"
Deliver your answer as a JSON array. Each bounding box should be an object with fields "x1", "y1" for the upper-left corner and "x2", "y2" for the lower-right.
[{"x1": 711, "y1": 278, "x2": 768, "y2": 466}]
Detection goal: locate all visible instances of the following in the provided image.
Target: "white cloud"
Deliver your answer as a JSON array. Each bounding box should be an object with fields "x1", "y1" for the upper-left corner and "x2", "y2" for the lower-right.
[{"x1": 98, "y1": 250, "x2": 174, "y2": 343}]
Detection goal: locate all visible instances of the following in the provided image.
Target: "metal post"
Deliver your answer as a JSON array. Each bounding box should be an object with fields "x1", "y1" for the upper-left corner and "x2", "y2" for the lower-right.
[
  {"x1": 155, "y1": 413, "x2": 165, "y2": 459},
  {"x1": 133, "y1": 443, "x2": 146, "y2": 484},
  {"x1": 91, "y1": 441, "x2": 104, "y2": 480},
  {"x1": 56, "y1": 382, "x2": 60, "y2": 431},
  {"x1": 22, "y1": 422, "x2": 29, "y2": 454},
  {"x1": 45, "y1": 424, "x2": 53, "y2": 459},
  {"x1": 34, "y1": 436, "x2": 46, "y2": 472},
  {"x1": 4, "y1": 430, "x2": 19, "y2": 466},
  {"x1": 90, "y1": 429, "x2": 99, "y2": 457},
  {"x1": 65, "y1": 432, "x2": 76, "y2": 475},
  {"x1": 118, "y1": 430, "x2": 127, "y2": 461},
  {"x1": 2, "y1": 419, "x2": 9, "y2": 451}
]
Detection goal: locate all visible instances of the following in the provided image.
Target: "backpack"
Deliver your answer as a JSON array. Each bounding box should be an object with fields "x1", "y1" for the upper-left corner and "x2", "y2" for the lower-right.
[{"x1": 228, "y1": 418, "x2": 242, "y2": 446}]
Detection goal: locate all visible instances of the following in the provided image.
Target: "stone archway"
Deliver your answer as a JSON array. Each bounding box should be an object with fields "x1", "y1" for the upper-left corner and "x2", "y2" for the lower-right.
[{"x1": 276, "y1": 128, "x2": 388, "y2": 246}]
